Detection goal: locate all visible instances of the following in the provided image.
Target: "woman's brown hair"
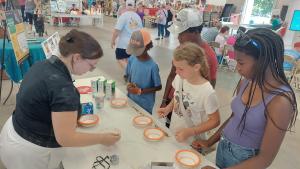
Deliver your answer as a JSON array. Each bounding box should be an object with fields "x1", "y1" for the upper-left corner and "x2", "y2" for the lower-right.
[{"x1": 59, "y1": 29, "x2": 103, "y2": 59}]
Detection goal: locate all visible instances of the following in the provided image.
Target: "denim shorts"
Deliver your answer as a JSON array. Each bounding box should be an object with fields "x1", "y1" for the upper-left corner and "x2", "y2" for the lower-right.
[{"x1": 216, "y1": 135, "x2": 259, "y2": 168}]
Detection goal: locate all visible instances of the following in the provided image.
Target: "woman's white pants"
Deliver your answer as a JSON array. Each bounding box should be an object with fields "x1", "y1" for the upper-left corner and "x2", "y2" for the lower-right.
[{"x1": 0, "y1": 116, "x2": 64, "y2": 169}]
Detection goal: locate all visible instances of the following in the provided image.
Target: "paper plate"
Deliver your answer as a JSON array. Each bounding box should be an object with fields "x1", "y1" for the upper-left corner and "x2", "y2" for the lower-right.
[
  {"x1": 111, "y1": 98, "x2": 127, "y2": 108},
  {"x1": 77, "y1": 86, "x2": 92, "y2": 94},
  {"x1": 78, "y1": 114, "x2": 99, "y2": 127},
  {"x1": 175, "y1": 149, "x2": 201, "y2": 168},
  {"x1": 133, "y1": 115, "x2": 153, "y2": 127},
  {"x1": 143, "y1": 128, "x2": 164, "y2": 141}
]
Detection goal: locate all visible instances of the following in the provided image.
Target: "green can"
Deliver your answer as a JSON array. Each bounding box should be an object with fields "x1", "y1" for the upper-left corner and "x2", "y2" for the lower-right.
[
  {"x1": 105, "y1": 80, "x2": 115, "y2": 99},
  {"x1": 91, "y1": 80, "x2": 98, "y2": 95}
]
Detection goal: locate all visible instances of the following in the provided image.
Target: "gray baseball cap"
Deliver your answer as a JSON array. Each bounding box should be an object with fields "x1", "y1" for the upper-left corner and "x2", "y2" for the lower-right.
[{"x1": 172, "y1": 8, "x2": 203, "y2": 33}]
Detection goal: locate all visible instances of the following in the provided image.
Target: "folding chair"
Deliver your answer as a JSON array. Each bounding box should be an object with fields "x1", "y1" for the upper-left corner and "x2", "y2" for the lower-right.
[
  {"x1": 290, "y1": 60, "x2": 300, "y2": 89},
  {"x1": 220, "y1": 44, "x2": 236, "y2": 71},
  {"x1": 208, "y1": 41, "x2": 220, "y2": 49},
  {"x1": 208, "y1": 41, "x2": 221, "y2": 63},
  {"x1": 283, "y1": 54, "x2": 296, "y2": 83}
]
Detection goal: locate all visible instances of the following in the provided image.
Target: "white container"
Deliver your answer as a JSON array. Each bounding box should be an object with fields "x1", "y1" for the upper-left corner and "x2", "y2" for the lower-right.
[{"x1": 94, "y1": 93, "x2": 105, "y2": 110}]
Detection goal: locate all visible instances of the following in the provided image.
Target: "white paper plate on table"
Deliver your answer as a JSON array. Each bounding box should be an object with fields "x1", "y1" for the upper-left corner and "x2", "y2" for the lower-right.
[
  {"x1": 133, "y1": 115, "x2": 153, "y2": 128},
  {"x1": 76, "y1": 86, "x2": 92, "y2": 94},
  {"x1": 175, "y1": 149, "x2": 201, "y2": 168},
  {"x1": 78, "y1": 114, "x2": 99, "y2": 127},
  {"x1": 143, "y1": 127, "x2": 164, "y2": 141},
  {"x1": 110, "y1": 98, "x2": 127, "y2": 108}
]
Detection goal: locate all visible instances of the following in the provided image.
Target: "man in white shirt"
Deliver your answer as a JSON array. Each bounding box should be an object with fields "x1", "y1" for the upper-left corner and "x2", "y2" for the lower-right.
[{"x1": 111, "y1": 0, "x2": 143, "y2": 74}]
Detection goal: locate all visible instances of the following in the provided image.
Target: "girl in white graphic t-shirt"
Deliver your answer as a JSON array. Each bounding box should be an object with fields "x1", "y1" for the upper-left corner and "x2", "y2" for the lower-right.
[{"x1": 157, "y1": 42, "x2": 220, "y2": 144}]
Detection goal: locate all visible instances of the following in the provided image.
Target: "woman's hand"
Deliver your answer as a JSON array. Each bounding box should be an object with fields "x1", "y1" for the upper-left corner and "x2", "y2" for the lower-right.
[
  {"x1": 100, "y1": 132, "x2": 121, "y2": 146},
  {"x1": 175, "y1": 128, "x2": 194, "y2": 142}
]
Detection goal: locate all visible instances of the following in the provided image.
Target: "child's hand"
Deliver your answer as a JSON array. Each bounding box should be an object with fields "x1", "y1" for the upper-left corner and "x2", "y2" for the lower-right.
[
  {"x1": 192, "y1": 139, "x2": 210, "y2": 149},
  {"x1": 127, "y1": 82, "x2": 137, "y2": 88},
  {"x1": 175, "y1": 128, "x2": 194, "y2": 142},
  {"x1": 156, "y1": 107, "x2": 170, "y2": 118},
  {"x1": 127, "y1": 83, "x2": 141, "y2": 95}
]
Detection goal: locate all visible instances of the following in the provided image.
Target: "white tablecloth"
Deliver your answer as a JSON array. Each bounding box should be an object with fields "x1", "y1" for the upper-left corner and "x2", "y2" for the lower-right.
[{"x1": 62, "y1": 76, "x2": 217, "y2": 169}]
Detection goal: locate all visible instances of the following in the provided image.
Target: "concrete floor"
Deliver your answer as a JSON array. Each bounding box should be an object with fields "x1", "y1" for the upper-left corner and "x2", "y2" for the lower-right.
[{"x1": 0, "y1": 16, "x2": 299, "y2": 169}]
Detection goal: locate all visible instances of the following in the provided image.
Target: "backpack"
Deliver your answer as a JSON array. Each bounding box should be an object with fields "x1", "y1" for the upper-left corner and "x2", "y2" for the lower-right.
[{"x1": 167, "y1": 10, "x2": 173, "y2": 22}]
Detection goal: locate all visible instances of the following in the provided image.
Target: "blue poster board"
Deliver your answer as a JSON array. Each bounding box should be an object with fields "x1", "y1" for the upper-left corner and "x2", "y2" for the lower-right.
[{"x1": 290, "y1": 10, "x2": 300, "y2": 31}]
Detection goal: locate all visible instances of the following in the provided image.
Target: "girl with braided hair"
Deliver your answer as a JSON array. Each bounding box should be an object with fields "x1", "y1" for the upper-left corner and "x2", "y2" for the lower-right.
[{"x1": 193, "y1": 28, "x2": 298, "y2": 169}]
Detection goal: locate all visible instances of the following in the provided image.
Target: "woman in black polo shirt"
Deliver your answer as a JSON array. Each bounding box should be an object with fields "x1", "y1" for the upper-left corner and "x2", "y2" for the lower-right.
[{"x1": 0, "y1": 29, "x2": 121, "y2": 169}]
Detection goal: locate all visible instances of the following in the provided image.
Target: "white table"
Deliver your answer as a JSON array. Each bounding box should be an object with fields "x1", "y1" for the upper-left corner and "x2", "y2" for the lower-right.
[
  {"x1": 51, "y1": 13, "x2": 104, "y2": 27},
  {"x1": 62, "y1": 76, "x2": 217, "y2": 169}
]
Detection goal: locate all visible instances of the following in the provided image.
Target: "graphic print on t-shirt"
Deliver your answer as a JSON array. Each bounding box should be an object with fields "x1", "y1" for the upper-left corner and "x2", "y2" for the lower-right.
[
  {"x1": 174, "y1": 92, "x2": 182, "y2": 117},
  {"x1": 173, "y1": 90, "x2": 195, "y2": 118},
  {"x1": 129, "y1": 17, "x2": 139, "y2": 30},
  {"x1": 182, "y1": 90, "x2": 194, "y2": 118}
]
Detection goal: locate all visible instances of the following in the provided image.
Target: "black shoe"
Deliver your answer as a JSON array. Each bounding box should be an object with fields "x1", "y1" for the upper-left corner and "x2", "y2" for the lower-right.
[{"x1": 155, "y1": 37, "x2": 160, "y2": 40}]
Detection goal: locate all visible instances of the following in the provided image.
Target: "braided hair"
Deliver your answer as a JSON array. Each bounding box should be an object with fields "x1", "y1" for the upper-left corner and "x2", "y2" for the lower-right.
[{"x1": 233, "y1": 28, "x2": 298, "y2": 134}]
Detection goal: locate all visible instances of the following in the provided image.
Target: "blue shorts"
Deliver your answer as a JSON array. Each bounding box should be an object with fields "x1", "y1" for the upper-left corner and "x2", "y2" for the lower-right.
[
  {"x1": 216, "y1": 135, "x2": 259, "y2": 168},
  {"x1": 115, "y1": 48, "x2": 130, "y2": 60}
]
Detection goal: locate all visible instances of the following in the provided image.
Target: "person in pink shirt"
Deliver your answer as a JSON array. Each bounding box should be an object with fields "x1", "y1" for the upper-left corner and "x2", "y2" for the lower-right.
[{"x1": 226, "y1": 26, "x2": 246, "y2": 59}]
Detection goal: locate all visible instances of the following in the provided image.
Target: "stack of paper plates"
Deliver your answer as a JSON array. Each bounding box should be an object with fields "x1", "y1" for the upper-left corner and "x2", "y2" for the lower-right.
[
  {"x1": 78, "y1": 114, "x2": 99, "y2": 127},
  {"x1": 175, "y1": 149, "x2": 201, "y2": 168},
  {"x1": 77, "y1": 86, "x2": 92, "y2": 94},
  {"x1": 133, "y1": 115, "x2": 153, "y2": 128},
  {"x1": 143, "y1": 128, "x2": 164, "y2": 141},
  {"x1": 111, "y1": 98, "x2": 127, "y2": 108}
]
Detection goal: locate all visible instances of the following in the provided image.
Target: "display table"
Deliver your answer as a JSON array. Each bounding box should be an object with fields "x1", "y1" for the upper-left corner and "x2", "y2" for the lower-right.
[
  {"x1": 0, "y1": 38, "x2": 46, "y2": 83},
  {"x1": 62, "y1": 76, "x2": 217, "y2": 169},
  {"x1": 51, "y1": 13, "x2": 104, "y2": 27}
]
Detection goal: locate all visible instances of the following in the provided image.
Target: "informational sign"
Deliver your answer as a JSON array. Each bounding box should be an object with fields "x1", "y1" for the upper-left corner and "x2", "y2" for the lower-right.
[
  {"x1": 290, "y1": 10, "x2": 300, "y2": 31},
  {"x1": 57, "y1": 0, "x2": 67, "y2": 13},
  {"x1": 41, "y1": 32, "x2": 60, "y2": 59},
  {"x1": 50, "y1": 0, "x2": 59, "y2": 13},
  {"x1": 65, "y1": 0, "x2": 82, "y2": 10},
  {"x1": 5, "y1": 10, "x2": 29, "y2": 63},
  {"x1": 51, "y1": 0, "x2": 82, "y2": 13}
]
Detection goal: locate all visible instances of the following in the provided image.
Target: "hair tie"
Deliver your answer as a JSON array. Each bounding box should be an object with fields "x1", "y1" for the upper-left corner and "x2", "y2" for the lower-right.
[{"x1": 66, "y1": 36, "x2": 74, "y2": 43}]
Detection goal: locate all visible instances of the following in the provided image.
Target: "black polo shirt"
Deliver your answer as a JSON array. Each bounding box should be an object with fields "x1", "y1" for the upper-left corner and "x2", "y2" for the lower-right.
[{"x1": 12, "y1": 55, "x2": 81, "y2": 148}]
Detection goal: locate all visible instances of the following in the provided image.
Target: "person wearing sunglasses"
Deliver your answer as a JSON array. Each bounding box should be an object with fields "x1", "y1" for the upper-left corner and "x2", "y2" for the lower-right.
[
  {"x1": 193, "y1": 28, "x2": 298, "y2": 169},
  {"x1": 0, "y1": 29, "x2": 121, "y2": 169}
]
